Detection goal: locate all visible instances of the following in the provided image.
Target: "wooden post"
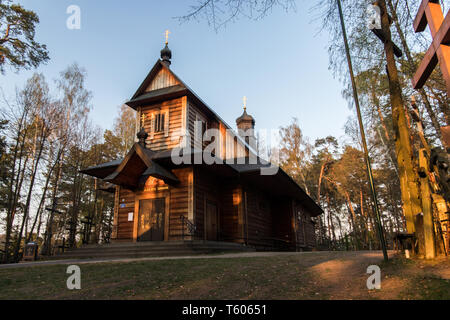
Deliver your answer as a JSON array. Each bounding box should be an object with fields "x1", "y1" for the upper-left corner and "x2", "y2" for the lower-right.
[
  {"x1": 419, "y1": 148, "x2": 436, "y2": 259},
  {"x1": 431, "y1": 194, "x2": 449, "y2": 254},
  {"x1": 412, "y1": 0, "x2": 450, "y2": 96},
  {"x1": 111, "y1": 186, "x2": 120, "y2": 240}
]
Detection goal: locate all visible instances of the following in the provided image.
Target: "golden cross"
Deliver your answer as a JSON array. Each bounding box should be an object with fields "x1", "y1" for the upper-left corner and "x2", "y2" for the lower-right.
[
  {"x1": 165, "y1": 30, "x2": 170, "y2": 45},
  {"x1": 243, "y1": 96, "x2": 247, "y2": 111},
  {"x1": 141, "y1": 113, "x2": 146, "y2": 127}
]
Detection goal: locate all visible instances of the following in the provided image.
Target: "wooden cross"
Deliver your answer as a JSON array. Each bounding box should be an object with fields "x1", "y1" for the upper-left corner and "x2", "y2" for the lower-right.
[
  {"x1": 243, "y1": 96, "x2": 247, "y2": 111},
  {"x1": 412, "y1": 0, "x2": 450, "y2": 96},
  {"x1": 165, "y1": 30, "x2": 170, "y2": 45}
]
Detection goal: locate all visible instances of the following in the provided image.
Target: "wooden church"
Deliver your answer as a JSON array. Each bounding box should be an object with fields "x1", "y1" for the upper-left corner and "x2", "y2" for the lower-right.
[{"x1": 81, "y1": 39, "x2": 323, "y2": 251}]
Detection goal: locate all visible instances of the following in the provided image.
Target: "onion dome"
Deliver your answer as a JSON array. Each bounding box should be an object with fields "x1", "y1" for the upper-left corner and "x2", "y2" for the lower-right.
[
  {"x1": 137, "y1": 127, "x2": 148, "y2": 147},
  {"x1": 160, "y1": 44, "x2": 172, "y2": 66}
]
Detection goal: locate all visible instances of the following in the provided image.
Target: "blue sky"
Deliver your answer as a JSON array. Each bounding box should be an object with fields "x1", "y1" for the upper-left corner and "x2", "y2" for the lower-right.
[{"x1": 0, "y1": 0, "x2": 353, "y2": 142}]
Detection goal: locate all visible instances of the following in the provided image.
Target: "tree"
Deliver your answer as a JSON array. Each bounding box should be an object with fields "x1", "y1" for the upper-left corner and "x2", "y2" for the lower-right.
[
  {"x1": 113, "y1": 104, "x2": 137, "y2": 157},
  {"x1": 0, "y1": 62, "x2": 127, "y2": 261},
  {"x1": 278, "y1": 118, "x2": 312, "y2": 195},
  {"x1": 179, "y1": 0, "x2": 295, "y2": 31},
  {"x1": 0, "y1": 0, "x2": 49, "y2": 73},
  {"x1": 53, "y1": 63, "x2": 93, "y2": 248},
  {"x1": 11, "y1": 73, "x2": 55, "y2": 261},
  {"x1": 314, "y1": 0, "x2": 450, "y2": 256}
]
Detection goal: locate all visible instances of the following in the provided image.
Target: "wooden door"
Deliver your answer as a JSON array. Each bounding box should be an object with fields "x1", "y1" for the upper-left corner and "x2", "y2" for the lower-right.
[
  {"x1": 205, "y1": 201, "x2": 218, "y2": 241},
  {"x1": 138, "y1": 200, "x2": 152, "y2": 241},
  {"x1": 138, "y1": 198, "x2": 165, "y2": 241},
  {"x1": 151, "y1": 198, "x2": 165, "y2": 241}
]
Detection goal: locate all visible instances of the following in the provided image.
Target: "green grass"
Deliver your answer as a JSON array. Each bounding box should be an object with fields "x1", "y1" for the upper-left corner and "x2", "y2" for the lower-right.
[
  {"x1": 0, "y1": 253, "x2": 448, "y2": 300},
  {"x1": 383, "y1": 256, "x2": 450, "y2": 300},
  {"x1": 399, "y1": 274, "x2": 450, "y2": 300},
  {"x1": 0, "y1": 256, "x2": 318, "y2": 300}
]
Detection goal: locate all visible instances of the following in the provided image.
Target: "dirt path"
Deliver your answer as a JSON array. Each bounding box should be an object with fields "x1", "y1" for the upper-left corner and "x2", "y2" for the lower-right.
[
  {"x1": 296, "y1": 251, "x2": 398, "y2": 299},
  {"x1": 1, "y1": 251, "x2": 313, "y2": 269},
  {"x1": 290, "y1": 251, "x2": 449, "y2": 299}
]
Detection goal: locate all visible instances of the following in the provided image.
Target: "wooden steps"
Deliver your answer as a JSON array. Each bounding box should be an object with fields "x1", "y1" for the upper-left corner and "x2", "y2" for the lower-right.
[{"x1": 48, "y1": 240, "x2": 255, "y2": 260}]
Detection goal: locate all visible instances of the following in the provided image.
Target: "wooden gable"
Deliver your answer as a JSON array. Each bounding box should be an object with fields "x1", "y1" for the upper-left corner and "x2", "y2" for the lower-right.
[
  {"x1": 131, "y1": 60, "x2": 186, "y2": 100},
  {"x1": 145, "y1": 67, "x2": 180, "y2": 92},
  {"x1": 103, "y1": 143, "x2": 179, "y2": 188}
]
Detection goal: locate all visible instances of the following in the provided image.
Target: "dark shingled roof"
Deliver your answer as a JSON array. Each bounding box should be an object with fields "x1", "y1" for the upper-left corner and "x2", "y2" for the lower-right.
[
  {"x1": 81, "y1": 150, "x2": 322, "y2": 216},
  {"x1": 126, "y1": 85, "x2": 187, "y2": 109},
  {"x1": 229, "y1": 158, "x2": 323, "y2": 217},
  {"x1": 82, "y1": 158, "x2": 123, "y2": 170},
  {"x1": 80, "y1": 158, "x2": 123, "y2": 179}
]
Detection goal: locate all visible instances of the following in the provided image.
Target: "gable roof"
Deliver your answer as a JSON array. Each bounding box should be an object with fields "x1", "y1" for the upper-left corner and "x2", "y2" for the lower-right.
[
  {"x1": 80, "y1": 158, "x2": 123, "y2": 179},
  {"x1": 102, "y1": 143, "x2": 179, "y2": 188},
  {"x1": 128, "y1": 60, "x2": 229, "y2": 129},
  {"x1": 126, "y1": 85, "x2": 188, "y2": 109},
  {"x1": 131, "y1": 59, "x2": 185, "y2": 100},
  {"x1": 126, "y1": 59, "x2": 258, "y2": 156}
]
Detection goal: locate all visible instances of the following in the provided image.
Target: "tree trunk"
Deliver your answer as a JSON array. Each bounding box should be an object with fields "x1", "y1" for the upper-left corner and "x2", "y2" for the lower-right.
[
  {"x1": 27, "y1": 154, "x2": 56, "y2": 243},
  {"x1": 386, "y1": 0, "x2": 444, "y2": 144},
  {"x1": 379, "y1": 0, "x2": 422, "y2": 238},
  {"x1": 13, "y1": 128, "x2": 46, "y2": 262}
]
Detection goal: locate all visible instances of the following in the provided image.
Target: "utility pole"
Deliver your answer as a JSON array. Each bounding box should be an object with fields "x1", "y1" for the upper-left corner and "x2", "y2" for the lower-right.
[{"x1": 336, "y1": 0, "x2": 388, "y2": 261}]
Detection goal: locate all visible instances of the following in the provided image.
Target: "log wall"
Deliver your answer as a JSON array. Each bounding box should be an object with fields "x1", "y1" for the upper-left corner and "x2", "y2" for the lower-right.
[
  {"x1": 168, "y1": 167, "x2": 192, "y2": 240},
  {"x1": 141, "y1": 97, "x2": 183, "y2": 151},
  {"x1": 113, "y1": 167, "x2": 192, "y2": 241},
  {"x1": 219, "y1": 181, "x2": 244, "y2": 243},
  {"x1": 244, "y1": 188, "x2": 273, "y2": 248},
  {"x1": 294, "y1": 202, "x2": 316, "y2": 249},
  {"x1": 116, "y1": 188, "x2": 135, "y2": 240}
]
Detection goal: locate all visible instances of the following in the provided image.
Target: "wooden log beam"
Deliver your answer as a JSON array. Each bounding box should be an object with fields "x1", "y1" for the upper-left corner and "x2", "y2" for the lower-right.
[
  {"x1": 419, "y1": 149, "x2": 436, "y2": 259},
  {"x1": 414, "y1": 0, "x2": 441, "y2": 33}
]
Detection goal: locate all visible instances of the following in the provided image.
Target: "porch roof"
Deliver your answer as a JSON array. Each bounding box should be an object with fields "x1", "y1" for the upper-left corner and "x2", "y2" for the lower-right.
[
  {"x1": 80, "y1": 158, "x2": 123, "y2": 179},
  {"x1": 81, "y1": 143, "x2": 180, "y2": 189},
  {"x1": 80, "y1": 149, "x2": 323, "y2": 216}
]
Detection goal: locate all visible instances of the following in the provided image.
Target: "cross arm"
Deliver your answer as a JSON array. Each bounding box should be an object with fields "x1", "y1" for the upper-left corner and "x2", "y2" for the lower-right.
[{"x1": 414, "y1": 0, "x2": 441, "y2": 33}]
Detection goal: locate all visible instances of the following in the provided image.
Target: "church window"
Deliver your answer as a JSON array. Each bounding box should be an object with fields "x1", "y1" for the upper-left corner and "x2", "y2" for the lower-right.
[{"x1": 154, "y1": 113, "x2": 165, "y2": 133}]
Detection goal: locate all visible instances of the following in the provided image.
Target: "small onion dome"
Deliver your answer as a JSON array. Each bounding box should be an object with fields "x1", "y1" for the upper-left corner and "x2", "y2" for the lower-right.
[
  {"x1": 236, "y1": 109, "x2": 255, "y2": 127},
  {"x1": 160, "y1": 44, "x2": 172, "y2": 66},
  {"x1": 137, "y1": 127, "x2": 148, "y2": 147}
]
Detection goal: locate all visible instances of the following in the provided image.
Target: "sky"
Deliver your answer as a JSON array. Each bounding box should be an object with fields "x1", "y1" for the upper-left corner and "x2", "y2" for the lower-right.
[{"x1": 0, "y1": 0, "x2": 353, "y2": 143}]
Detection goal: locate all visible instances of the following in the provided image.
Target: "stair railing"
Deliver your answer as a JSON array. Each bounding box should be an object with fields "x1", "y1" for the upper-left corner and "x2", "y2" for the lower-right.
[{"x1": 180, "y1": 215, "x2": 197, "y2": 240}]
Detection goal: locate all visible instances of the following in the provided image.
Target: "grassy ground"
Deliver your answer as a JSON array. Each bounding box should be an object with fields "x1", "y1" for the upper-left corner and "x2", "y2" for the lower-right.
[{"x1": 0, "y1": 251, "x2": 448, "y2": 300}]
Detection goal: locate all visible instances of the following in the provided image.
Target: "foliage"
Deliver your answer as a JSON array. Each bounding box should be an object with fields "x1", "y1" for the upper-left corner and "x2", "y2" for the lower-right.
[{"x1": 0, "y1": 0, "x2": 49, "y2": 73}]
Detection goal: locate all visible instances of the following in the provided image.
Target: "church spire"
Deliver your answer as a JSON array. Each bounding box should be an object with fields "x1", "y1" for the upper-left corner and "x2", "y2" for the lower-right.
[
  {"x1": 236, "y1": 96, "x2": 255, "y2": 147},
  {"x1": 160, "y1": 29, "x2": 172, "y2": 67}
]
